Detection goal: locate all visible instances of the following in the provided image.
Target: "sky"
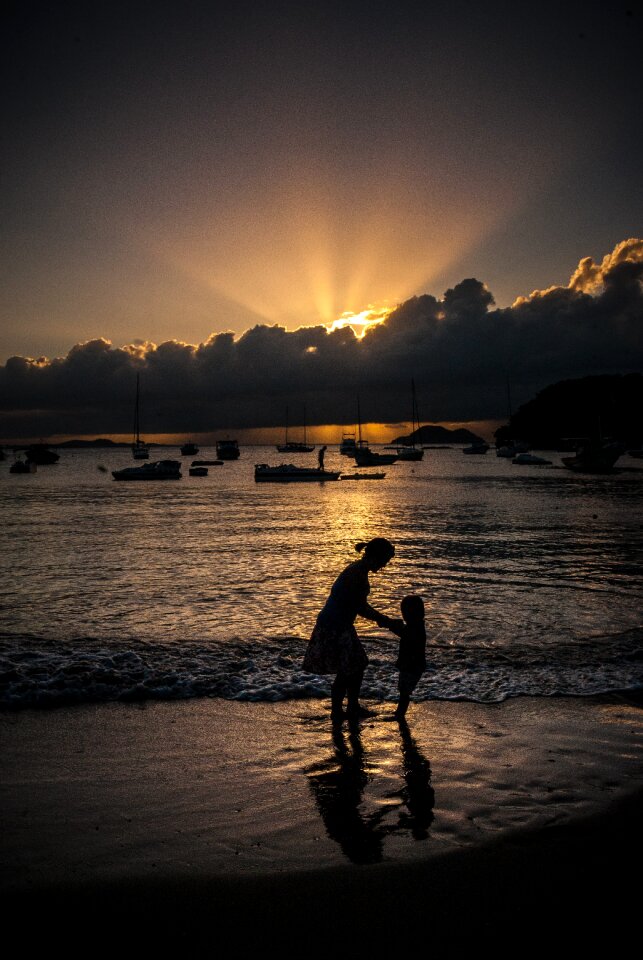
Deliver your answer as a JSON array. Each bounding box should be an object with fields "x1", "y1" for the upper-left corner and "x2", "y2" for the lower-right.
[{"x1": 1, "y1": 1, "x2": 642, "y2": 440}]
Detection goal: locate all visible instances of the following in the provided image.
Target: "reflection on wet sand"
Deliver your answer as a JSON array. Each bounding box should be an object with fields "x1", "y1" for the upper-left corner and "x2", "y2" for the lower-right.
[
  {"x1": 306, "y1": 717, "x2": 435, "y2": 863},
  {"x1": 386, "y1": 718, "x2": 435, "y2": 841}
]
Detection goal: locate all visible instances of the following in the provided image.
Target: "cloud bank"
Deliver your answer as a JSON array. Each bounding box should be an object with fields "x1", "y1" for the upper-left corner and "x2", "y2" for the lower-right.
[{"x1": 1, "y1": 240, "x2": 642, "y2": 439}]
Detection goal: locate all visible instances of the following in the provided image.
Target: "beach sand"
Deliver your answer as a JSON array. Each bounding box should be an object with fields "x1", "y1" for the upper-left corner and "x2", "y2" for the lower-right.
[{"x1": 2, "y1": 695, "x2": 641, "y2": 947}]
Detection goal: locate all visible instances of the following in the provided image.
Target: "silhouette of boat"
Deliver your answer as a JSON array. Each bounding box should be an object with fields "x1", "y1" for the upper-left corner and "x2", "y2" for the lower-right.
[
  {"x1": 396, "y1": 380, "x2": 424, "y2": 461},
  {"x1": 191, "y1": 459, "x2": 223, "y2": 466},
  {"x1": 189, "y1": 466, "x2": 208, "y2": 476},
  {"x1": 112, "y1": 460, "x2": 181, "y2": 481},
  {"x1": 10, "y1": 458, "x2": 37, "y2": 474},
  {"x1": 131, "y1": 374, "x2": 150, "y2": 460},
  {"x1": 254, "y1": 463, "x2": 340, "y2": 482},
  {"x1": 497, "y1": 441, "x2": 529, "y2": 457},
  {"x1": 340, "y1": 472, "x2": 386, "y2": 480},
  {"x1": 353, "y1": 398, "x2": 398, "y2": 466},
  {"x1": 339, "y1": 432, "x2": 357, "y2": 456},
  {"x1": 276, "y1": 404, "x2": 315, "y2": 453},
  {"x1": 463, "y1": 441, "x2": 489, "y2": 454},
  {"x1": 24, "y1": 444, "x2": 59, "y2": 464},
  {"x1": 512, "y1": 453, "x2": 552, "y2": 465},
  {"x1": 216, "y1": 439, "x2": 240, "y2": 460},
  {"x1": 628, "y1": 448, "x2": 643, "y2": 459},
  {"x1": 180, "y1": 441, "x2": 199, "y2": 456},
  {"x1": 561, "y1": 440, "x2": 623, "y2": 473}
]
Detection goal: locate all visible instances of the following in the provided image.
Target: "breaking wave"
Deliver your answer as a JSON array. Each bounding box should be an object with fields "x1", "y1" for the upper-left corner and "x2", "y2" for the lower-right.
[{"x1": 1, "y1": 628, "x2": 641, "y2": 710}]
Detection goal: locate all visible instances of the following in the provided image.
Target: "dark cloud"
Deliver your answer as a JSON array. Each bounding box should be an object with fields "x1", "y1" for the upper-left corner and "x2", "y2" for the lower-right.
[{"x1": 1, "y1": 240, "x2": 641, "y2": 439}]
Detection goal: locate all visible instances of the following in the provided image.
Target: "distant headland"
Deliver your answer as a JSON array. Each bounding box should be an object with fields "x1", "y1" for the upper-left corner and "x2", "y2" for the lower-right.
[{"x1": 392, "y1": 425, "x2": 483, "y2": 445}]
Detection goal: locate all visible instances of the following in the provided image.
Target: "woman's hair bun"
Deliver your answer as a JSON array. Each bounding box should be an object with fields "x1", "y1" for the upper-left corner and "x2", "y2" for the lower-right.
[{"x1": 355, "y1": 541, "x2": 366, "y2": 552}]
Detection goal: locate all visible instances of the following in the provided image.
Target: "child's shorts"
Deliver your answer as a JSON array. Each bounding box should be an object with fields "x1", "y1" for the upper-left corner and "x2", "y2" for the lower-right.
[{"x1": 398, "y1": 669, "x2": 423, "y2": 696}]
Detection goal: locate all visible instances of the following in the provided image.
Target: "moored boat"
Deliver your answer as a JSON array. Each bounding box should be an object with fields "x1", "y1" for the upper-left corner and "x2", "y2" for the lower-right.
[
  {"x1": 512, "y1": 453, "x2": 552, "y2": 465},
  {"x1": 180, "y1": 441, "x2": 199, "y2": 456},
  {"x1": 131, "y1": 374, "x2": 150, "y2": 460},
  {"x1": 216, "y1": 439, "x2": 240, "y2": 460},
  {"x1": 10, "y1": 458, "x2": 37, "y2": 474},
  {"x1": 276, "y1": 404, "x2": 314, "y2": 453},
  {"x1": 463, "y1": 441, "x2": 489, "y2": 455},
  {"x1": 354, "y1": 443, "x2": 399, "y2": 466},
  {"x1": 189, "y1": 466, "x2": 208, "y2": 477},
  {"x1": 352, "y1": 398, "x2": 398, "y2": 466},
  {"x1": 340, "y1": 472, "x2": 385, "y2": 480},
  {"x1": 561, "y1": 440, "x2": 624, "y2": 473},
  {"x1": 396, "y1": 379, "x2": 424, "y2": 461},
  {"x1": 24, "y1": 444, "x2": 59, "y2": 464},
  {"x1": 254, "y1": 463, "x2": 340, "y2": 482},
  {"x1": 112, "y1": 460, "x2": 182, "y2": 481},
  {"x1": 191, "y1": 459, "x2": 223, "y2": 466},
  {"x1": 339, "y1": 432, "x2": 357, "y2": 456}
]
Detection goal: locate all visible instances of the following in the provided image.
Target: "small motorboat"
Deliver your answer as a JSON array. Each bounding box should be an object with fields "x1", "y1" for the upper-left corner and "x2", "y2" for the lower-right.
[
  {"x1": 180, "y1": 441, "x2": 199, "y2": 456},
  {"x1": 10, "y1": 459, "x2": 37, "y2": 474},
  {"x1": 561, "y1": 441, "x2": 624, "y2": 473},
  {"x1": 340, "y1": 472, "x2": 386, "y2": 480},
  {"x1": 24, "y1": 444, "x2": 59, "y2": 464},
  {"x1": 395, "y1": 446, "x2": 423, "y2": 461},
  {"x1": 276, "y1": 441, "x2": 315, "y2": 453},
  {"x1": 354, "y1": 442, "x2": 398, "y2": 466},
  {"x1": 254, "y1": 463, "x2": 340, "y2": 482},
  {"x1": 463, "y1": 441, "x2": 489, "y2": 455},
  {"x1": 112, "y1": 460, "x2": 182, "y2": 481},
  {"x1": 339, "y1": 433, "x2": 357, "y2": 456},
  {"x1": 216, "y1": 439, "x2": 240, "y2": 460},
  {"x1": 497, "y1": 441, "x2": 529, "y2": 458},
  {"x1": 512, "y1": 453, "x2": 552, "y2": 465},
  {"x1": 189, "y1": 466, "x2": 208, "y2": 477},
  {"x1": 191, "y1": 460, "x2": 223, "y2": 466}
]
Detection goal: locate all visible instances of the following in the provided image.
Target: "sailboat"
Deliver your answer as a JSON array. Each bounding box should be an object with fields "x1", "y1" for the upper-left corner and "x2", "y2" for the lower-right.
[
  {"x1": 276, "y1": 404, "x2": 315, "y2": 453},
  {"x1": 353, "y1": 398, "x2": 398, "y2": 467},
  {"x1": 131, "y1": 373, "x2": 150, "y2": 460},
  {"x1": 396, "y1": 379, "x2": 424, "y2": 461}
]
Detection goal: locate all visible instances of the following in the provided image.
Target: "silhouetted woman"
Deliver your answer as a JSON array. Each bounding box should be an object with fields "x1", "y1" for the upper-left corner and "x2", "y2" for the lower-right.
[{"x1": 303, "y1": 538, "x2": 395, "y2": 719}]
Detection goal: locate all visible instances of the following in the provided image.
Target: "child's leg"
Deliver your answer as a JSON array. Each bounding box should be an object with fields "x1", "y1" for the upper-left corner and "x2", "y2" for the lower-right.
[{"x1": 395, "y1": 671, "x2": 421, "y2": 717}]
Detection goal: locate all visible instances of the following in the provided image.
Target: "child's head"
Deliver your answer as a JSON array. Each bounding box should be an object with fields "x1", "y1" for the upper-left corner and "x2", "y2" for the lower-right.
[{"x1": 400, "y1": 594, "x2": 424, "y2": 624}]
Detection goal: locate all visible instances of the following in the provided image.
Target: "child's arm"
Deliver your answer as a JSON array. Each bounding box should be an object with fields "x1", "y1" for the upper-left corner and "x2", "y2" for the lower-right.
[{"x1": 385, "y1": 618, "x2": 405, "y2": 637}]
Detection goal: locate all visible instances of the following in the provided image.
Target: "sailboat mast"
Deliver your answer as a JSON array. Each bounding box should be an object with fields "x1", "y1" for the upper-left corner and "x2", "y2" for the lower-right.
[
  {"x1": 411, "y1": 378, "x2": 417, "y2": 447},
  {"x1": 303, "y1": 403, "x2": 307, "y2": 445},
  {"x1": 134, "y1": 373, "x2": 140, "y2": 444},
  {"x1": 357, "y1": 397, "x2": 362, "y2": 444}
]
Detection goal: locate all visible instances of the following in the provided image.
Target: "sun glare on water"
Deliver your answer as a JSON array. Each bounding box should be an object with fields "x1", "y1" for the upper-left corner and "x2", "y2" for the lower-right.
[{"x1": 326, "y1": 304, "x2": 393, "y2": 338}]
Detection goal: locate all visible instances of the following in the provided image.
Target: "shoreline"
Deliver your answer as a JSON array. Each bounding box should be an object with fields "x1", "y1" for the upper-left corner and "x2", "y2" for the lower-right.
[{"x1": 2, "y1": 694, "x2": 641, "y2": 944}]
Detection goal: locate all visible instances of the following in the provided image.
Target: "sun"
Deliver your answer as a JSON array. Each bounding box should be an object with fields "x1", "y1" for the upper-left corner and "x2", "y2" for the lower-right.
[{"x1": 326, "y1": 303, "x2": 393, "y2": 338}]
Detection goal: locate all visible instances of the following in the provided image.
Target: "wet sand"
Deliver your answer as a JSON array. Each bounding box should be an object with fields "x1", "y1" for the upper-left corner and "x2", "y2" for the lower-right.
[{"x1": 2, "y1": 695, "x2": 641, "y2": 946}]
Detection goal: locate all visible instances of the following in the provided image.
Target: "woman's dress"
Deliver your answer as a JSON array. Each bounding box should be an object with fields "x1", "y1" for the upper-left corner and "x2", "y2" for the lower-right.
[{"x1": 303, "y1": 561, "x2": 371, "y2": 675}]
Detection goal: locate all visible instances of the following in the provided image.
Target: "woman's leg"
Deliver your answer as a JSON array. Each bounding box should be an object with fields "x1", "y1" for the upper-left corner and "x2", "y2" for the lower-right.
[
  {"x1": 331, "y1": 672, "x2": 348, "y2": 716},
  {"x1": 345, "y1": 669, "x2": 365, "y2": 714}
]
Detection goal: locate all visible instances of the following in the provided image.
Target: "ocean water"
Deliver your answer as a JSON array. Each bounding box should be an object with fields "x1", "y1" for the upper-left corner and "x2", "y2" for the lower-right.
[{"x1": 1, "y1": 445, "x2": 642, "y2": 708}]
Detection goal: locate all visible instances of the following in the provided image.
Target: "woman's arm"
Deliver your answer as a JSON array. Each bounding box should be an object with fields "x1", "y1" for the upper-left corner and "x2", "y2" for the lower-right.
[{"x1": 356, "y1": 600, "x2": 396, "y2": 629}]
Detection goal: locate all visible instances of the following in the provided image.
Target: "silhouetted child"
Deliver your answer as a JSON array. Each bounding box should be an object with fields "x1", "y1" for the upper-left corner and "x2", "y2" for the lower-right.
[{"x1": 388, "y1": 595, "x2": 426, "y2": 719}]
